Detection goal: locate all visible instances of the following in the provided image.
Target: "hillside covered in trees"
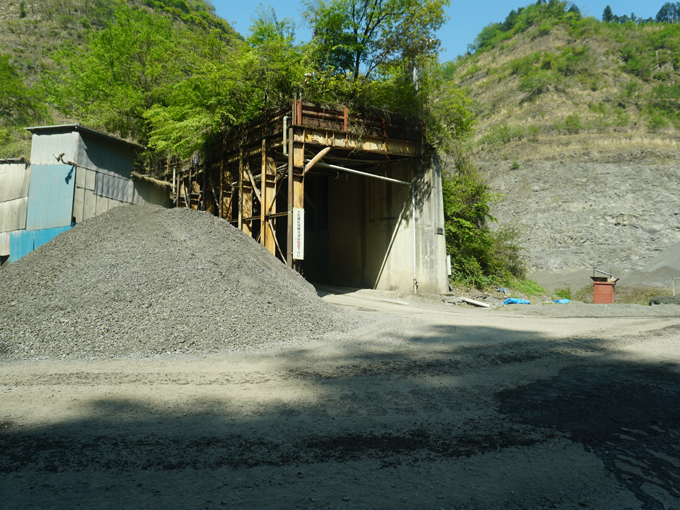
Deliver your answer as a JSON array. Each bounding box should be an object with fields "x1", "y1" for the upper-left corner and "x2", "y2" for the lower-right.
[
  {"x1": 443, "y1": 0, "x2": 680, "y2": 164},
  {"x1": 0, "y1": 0, "x2": 239, "y2": 157}
]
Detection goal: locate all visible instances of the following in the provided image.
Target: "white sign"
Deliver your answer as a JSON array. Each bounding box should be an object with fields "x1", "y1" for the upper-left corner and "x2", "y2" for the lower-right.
[{"x1": 293, "y1": 208, "x2": 304, "y2": 260}]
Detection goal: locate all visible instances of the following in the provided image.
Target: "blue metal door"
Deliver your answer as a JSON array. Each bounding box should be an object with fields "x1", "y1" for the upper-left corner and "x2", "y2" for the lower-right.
[{"x1": 25, "y1": 164, "x2": 75, "y2": 231}]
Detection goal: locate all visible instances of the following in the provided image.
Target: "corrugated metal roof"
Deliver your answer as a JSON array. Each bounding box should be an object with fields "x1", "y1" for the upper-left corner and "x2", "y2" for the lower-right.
[
  {"x1": 25, "y1": 124, "x2": 144, "y2": 149},
  {"x1": 26, "y1": 125, "x2": 139, "y2": 177},
  {"x1": 25, "y1": 164, "x2": 76, "y2": 231}
]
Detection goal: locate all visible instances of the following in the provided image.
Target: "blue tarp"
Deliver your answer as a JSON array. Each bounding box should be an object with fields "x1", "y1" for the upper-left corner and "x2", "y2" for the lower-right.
[
  {"x1": 553, "y1": 299, "x2": 570, "y2": 304},
  {"x1": 503, "y1": 298, "x2": 531, "y2": 305}
]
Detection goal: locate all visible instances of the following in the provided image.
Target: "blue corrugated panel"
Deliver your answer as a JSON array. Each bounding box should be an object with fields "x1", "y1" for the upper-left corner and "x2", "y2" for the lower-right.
[
  {"x1": 9, "y1": 225, "x2": 73, "y2": 263},
  {"x1": 9, "y1": 230, "x2": 34, "y2": 263},
  {"x1": 25, "y1": 164, "x2": 76, "y2": 231},
  {"x1": 34, "y1": 225, "x2": 72, "y2": 250}
]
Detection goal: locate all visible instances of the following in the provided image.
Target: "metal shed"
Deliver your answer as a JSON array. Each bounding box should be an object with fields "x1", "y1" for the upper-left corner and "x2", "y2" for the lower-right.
[{"x1": 1, "y1": 125, "x2": 170, "y2": 264}]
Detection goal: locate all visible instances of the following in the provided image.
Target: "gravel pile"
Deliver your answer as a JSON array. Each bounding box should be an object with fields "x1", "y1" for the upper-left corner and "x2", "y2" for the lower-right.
[{"x1": 1, "y1": 205, "x2": 358, "y2": 360}]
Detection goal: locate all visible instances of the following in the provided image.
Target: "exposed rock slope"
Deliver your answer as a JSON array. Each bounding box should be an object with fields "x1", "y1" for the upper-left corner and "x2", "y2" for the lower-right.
[{"x1": 483, "y1": 159, "x2": 680, "y2": 274}]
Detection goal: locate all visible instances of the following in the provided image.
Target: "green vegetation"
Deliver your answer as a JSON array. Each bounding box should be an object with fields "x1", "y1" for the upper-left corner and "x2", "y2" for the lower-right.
[
  {"x1": 554, "y1": 287, "x2": 572, "y2": 300},
  {"x1": 439, "y1": 0, "x2": 680, "y2": 164},
  {"x1": 0, "y1": 54, "x2": 49, "y2": 156},
  {"x1": 508, "y1": 278, "x2": 545, "y2": 296}
]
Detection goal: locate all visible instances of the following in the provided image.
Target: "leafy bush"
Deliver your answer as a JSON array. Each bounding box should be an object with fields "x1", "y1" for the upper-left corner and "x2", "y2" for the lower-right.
[
  {"x1": 480, "y1": 123, "x2": 523, "y2": 145},
  {"x1": 442, "y1": 156, "x2": 527, "y2": 288},
  {"x1": 614, "y1": 108, "x2": 630, "y2": 126},
  {"x1": 562, "y1": 114, "x2": 582, "y2": 133},
  {"x1": 519, "y1": 70, "x2": 558, "y2": 96},
  {"x1": 537, "y1": 21, "x2": 553, "y2": 37},
  {"x1": 554, "y1": 287, "x2": 571, "y2": 300},
  {"x1": 648, "y1": 112, "x2": 669, "y2": 131},
  {"x1": 651, "y1": 83, "x2": 680, "y2": 113}
]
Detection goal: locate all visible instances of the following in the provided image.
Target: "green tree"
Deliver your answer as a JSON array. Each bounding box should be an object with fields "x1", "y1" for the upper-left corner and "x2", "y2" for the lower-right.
[
  {"x1": 602, "y1": 5, "x2": 614, "y2": 22},
  {"x1": 0, "y1": 54, "x2": 46, "y2": 128},
  {"x1": 303, "y1": 0, "x2": 449, "y2": 81},
  {"x1": 144, "y1": 6, "x2": 305, "y2": 157},
  {"x1": 46, "y1": 6, "x2": 187, "y2": 143},
  {"x1": 657, "y1": 2, "x2": 680, "y2": 23}
]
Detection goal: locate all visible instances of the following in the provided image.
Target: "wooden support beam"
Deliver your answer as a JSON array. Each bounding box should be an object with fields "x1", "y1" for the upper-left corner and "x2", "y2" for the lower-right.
[
  {"x1": 261, "y1": 139, "x2": 276, "y2": 255},
  {"x1": 239, "y1": 153, "x2": 252, "y2": 236},
  {"x1": 303, "y1": 147, "x2": 331, "y2": 175},
  {"x1": 219, "y1": 141, "x2": 224, "y2": 218}
]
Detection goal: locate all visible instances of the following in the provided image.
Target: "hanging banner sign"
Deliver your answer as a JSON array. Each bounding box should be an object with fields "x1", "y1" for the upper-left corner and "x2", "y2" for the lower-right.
[{"x1": 293, "y1": 207, "x2": 304, "y2": 260}]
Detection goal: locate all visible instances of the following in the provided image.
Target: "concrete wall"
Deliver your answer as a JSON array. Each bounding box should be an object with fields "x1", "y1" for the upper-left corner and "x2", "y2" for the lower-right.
[{"x1": 324, "y1": 156, "x2": 448, "y2": 294}]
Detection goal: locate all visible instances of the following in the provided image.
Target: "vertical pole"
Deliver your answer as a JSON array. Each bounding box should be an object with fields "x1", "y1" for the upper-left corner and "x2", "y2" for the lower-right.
[
  {"x1": 241, "y1": 159, "x2": 252, "y2": 237},
  {"x1": 219, "y1": 147, "x2": 224, "y2": 218},
  {"x1": 238, "y1": 151, "x2": 244, "y2": 230},
  {"x1": 412, "y1": 184, "x2": 417, "y2": 294},
  {"x1": 187, "y1": 163, "x2": 192, "y2": 209},
  {"x1": 287, "y1": 126, "x2": 294, "y2": 267}
]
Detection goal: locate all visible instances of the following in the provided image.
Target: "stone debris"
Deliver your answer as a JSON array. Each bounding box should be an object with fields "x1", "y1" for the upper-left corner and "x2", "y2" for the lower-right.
[{"x1": 0, "y1": 205, "x2": 360, "y2": 360}]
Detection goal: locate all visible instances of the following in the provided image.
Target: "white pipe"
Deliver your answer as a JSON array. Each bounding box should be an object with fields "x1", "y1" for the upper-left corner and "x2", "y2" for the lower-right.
[
  {"x1": 412, "y1": 184, "x2": 417, "y2": 294},
  {"x1": 461, "y1": 297, "x2": 490, "y2": 308},
  {"x1": 283, "y1": 116, "x2": 289, "y2": 155},
  {"x1": 311, "y1": 161, "x2": 418, "y2": 293}
]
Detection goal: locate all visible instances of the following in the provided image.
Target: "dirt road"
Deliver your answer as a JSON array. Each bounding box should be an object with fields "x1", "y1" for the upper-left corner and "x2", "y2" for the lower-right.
[{"x1": 2, "y1": 290, "x2": 680, "y2": 509}]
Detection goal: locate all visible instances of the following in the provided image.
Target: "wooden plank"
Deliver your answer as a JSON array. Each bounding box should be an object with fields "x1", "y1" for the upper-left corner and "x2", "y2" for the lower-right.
[
  {"x1": 287, "y1": 126, "x2": 294, "y2": 267},
  {"x1": 240, "y1": 156, "x2": 252, "y2": 236},
  {"x1": 261, "y1": 141, "x2": 276, "y2": 255}
]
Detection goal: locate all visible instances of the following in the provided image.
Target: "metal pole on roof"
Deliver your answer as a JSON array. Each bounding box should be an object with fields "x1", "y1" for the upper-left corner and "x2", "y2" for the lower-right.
[{"x1": 310, "y1": 161, "x2": 418, "y2": 293}]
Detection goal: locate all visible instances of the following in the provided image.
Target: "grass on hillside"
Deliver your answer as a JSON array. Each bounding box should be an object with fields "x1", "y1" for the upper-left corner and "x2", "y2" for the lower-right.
[{"x1": 444, "y1": 2, "x2": 680, "y2": 161}]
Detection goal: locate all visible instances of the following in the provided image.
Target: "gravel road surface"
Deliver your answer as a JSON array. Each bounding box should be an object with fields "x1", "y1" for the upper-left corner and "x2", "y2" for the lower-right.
[{"x1": 2, "y1": 289, "x2": 680, "y2": 510}]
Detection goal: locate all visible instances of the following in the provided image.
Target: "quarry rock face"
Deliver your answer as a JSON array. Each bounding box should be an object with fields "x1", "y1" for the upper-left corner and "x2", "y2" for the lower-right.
[{"x1": 481, "y1": 160, "x2": 680, "y2": 274}]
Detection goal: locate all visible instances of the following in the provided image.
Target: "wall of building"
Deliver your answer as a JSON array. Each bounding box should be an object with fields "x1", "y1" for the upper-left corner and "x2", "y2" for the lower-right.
[
  {"x1": 321, "y1": 156, "x2": 448, "y2": 294},
  {"x1": 2, "y1": 126, "x2": 170, "y2": 264},
  {"x1": 0, "y1": 162, "x2": 31, "y2": 254}
]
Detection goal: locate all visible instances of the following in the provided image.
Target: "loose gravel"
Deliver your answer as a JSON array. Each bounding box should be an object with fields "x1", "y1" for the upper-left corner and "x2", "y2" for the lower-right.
[{"x1": 0, "y1": 205, "x2": 360, "y2": 361}]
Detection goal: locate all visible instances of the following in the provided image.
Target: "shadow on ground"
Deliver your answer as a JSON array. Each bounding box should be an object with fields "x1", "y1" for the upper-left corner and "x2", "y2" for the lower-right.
[{"x1": 1, "y1": 322, "x2": 679, "y2": 509}]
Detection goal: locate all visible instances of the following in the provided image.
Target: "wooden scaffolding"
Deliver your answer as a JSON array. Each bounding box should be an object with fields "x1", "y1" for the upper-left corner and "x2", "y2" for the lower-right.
[{"x1": 165, "y1": 100, "x2": 424, "y2": 270}]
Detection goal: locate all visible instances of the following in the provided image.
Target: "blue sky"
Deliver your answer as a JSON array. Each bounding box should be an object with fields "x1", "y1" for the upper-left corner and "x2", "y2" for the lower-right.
[{"x1": 210, "y1": 0, "x2": 663, "y2": 60}]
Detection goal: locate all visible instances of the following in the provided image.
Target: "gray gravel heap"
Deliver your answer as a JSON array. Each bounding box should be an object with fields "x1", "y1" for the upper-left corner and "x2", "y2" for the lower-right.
[{"x1": 1, "y1": 205, "x2": 356, "y2": 360}]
